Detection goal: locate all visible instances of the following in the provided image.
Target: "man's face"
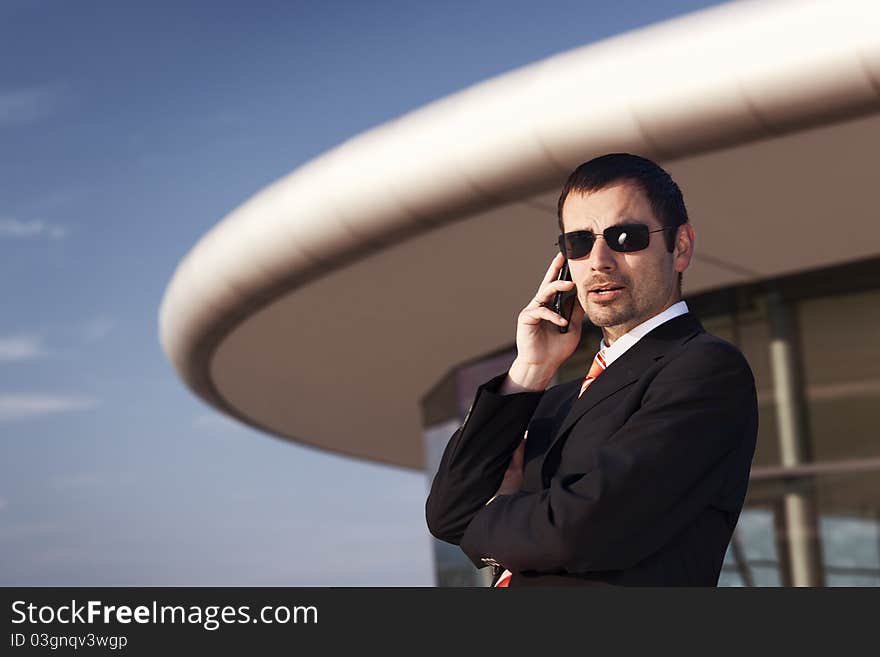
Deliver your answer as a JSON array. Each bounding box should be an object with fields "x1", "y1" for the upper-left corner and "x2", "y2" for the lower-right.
[{"x1": 560, "y1": 181, "x2": 693, "y2": 344}]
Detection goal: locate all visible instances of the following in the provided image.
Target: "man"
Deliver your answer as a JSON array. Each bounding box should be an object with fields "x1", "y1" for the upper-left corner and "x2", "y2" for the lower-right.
[{"x1": 425, "y1": 153, "x2": 758, "y2": 586}]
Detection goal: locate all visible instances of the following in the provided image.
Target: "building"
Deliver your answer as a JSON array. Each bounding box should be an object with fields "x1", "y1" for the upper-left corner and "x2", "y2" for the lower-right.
[{"x1": 159, "y1": 0, "x2": 880, "y2": 586}]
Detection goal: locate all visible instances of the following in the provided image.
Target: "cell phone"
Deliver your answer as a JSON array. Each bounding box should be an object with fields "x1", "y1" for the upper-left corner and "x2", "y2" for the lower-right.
[{"x1": 552, "y1": 259, "x2": 577, "y2": 334}]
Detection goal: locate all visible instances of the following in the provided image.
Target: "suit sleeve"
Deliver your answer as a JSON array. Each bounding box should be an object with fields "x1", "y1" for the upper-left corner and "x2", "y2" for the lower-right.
[
  {"x1": 458, "y1": 342, "x2": 759, "y2": 573},
  {"x1": 425, "y1": 371, "x2": 545, "y2": 545}
]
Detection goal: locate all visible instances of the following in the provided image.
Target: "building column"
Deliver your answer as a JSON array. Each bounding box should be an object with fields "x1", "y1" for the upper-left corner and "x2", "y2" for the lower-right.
[{"x1": 767, "y1": 288, "x2": 825, "y2": 587}]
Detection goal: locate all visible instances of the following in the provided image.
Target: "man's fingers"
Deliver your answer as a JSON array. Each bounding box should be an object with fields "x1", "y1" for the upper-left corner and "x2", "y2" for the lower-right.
[
  {"x1": 528, "y1": 278, "x2": 575, "y2": 309},
  {"x1": 522, "y1": 305, "x2": 568, "y2": 326},
  {"x1": 537, "y1": 252, "x2": 565, "y2": 291}
]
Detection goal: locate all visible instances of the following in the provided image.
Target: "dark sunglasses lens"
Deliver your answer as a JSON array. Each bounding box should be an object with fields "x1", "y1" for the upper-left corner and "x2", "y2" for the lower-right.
[
  {"x1": 606, "y1": 225, "x2": 650, "y2": 252},
  {"x1": 560, "y1": 232, "x2": 594, "y2": 259}
]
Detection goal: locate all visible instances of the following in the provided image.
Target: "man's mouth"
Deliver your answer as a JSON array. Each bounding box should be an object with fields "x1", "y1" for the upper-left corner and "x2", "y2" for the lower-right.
[{"x1": 588, "y1": 285, "x2": 625, "y2": 301}]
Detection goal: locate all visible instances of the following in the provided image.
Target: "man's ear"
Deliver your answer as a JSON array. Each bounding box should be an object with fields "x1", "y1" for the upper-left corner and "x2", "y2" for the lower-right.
[{"x1": 674, "y1": 223, "x2": 695, "y2": 273}]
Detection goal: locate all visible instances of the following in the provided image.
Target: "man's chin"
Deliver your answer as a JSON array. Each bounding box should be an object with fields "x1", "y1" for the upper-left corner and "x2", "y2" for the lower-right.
[{"x1": 585, "y1": 305, "x2": 636, "y2": 329}]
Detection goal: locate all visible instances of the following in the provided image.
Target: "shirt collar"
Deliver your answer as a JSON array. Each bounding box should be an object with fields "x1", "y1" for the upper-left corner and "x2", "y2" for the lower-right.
[{"x1": 599, "y1": 300, "x2": 689, "y2": 367}]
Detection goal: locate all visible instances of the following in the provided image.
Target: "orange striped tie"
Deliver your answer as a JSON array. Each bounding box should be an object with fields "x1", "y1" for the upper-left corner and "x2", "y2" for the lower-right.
[
  {"x1": 578, "y1": 348, "x2": 607, "y2": 399},
  {"x1": 494, "y1": 568, "x2": 512, "y2": 587},
  {"x1": 493, "y1": 348, "x2": 607, "y2": 588}
]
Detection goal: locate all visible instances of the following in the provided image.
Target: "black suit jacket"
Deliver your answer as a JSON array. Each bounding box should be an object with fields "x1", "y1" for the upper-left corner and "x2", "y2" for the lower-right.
[{"x1": 425, "y1": 312, "x2": 758, "y2": 586}]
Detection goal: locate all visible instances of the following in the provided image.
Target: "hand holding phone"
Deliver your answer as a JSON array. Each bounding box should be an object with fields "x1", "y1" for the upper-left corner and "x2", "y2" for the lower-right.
[{"x1": 508, "y1": 253, "x2": 584, "y2": 391}]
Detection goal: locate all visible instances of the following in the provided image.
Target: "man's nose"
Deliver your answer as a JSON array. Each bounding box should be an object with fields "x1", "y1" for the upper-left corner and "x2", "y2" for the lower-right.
[{"x1": 589, "y1": 234, "x2": 617, "y2": 271}]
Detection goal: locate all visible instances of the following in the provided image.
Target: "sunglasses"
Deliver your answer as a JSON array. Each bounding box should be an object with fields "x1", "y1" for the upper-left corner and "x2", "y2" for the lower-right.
[{"x1": 557, "y1": 223, "x2": 675, "y2": 260}]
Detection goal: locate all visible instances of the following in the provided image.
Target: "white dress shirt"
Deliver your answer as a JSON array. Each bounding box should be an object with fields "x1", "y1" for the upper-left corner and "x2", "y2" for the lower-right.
[{"x1": 598, "y1": 300, "x2": 689, "y2": 365}]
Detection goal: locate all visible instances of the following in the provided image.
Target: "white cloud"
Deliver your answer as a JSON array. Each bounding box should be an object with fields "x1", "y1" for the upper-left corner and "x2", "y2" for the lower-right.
[
  {"x1": 0, "y1": 395, "x2": 99, "y2": 422},
  {"x1": 0, "y1": 333, "x2": 46, "y2": 361},
  {"x1": 0, "y1": 218, "x2": 67, "y2": 240},
  {"x1": 0, "y1": 83, "x2": 65, "y2": 125},
  {"x1": 80, "y1": 315, "x2": 116, "y2": 343},
  {"x1": 0, "y1": 318, "x2": 114, "y2": 363}
]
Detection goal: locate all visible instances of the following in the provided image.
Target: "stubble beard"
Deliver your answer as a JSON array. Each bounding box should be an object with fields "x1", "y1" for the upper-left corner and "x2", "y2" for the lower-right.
[
  {"x1": 583, "y1": 281, "x2": 676, "y2": 336},
  {"x1": 584, "y1": 293, "x2": 640, "y2": 330}
]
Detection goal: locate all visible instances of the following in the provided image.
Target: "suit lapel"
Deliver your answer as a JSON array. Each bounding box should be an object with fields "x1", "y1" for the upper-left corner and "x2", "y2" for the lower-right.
[{"x1": 545, "y1": 313, "x2": 705, "y2": 461}]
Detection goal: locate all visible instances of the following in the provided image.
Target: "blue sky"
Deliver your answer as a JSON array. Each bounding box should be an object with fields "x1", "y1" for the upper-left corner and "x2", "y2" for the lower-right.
[{"x1": 0, "y1": 0, "x2": 727, "y2": 585}]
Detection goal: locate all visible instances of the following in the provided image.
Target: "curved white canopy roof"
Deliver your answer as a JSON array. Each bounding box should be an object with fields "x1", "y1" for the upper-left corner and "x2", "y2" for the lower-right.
[{"x1": 159, "y1": 0, "x2": 880, "y2": 469}]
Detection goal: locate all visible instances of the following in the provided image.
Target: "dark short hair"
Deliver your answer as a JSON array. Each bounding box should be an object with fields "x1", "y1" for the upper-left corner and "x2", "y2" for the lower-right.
[
  {"x1": 556, "y1": 153, "x2": 688, "y2": 253},
  {"x1": 556, "y1": 152, "x2": 689, "y2": 289}
]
